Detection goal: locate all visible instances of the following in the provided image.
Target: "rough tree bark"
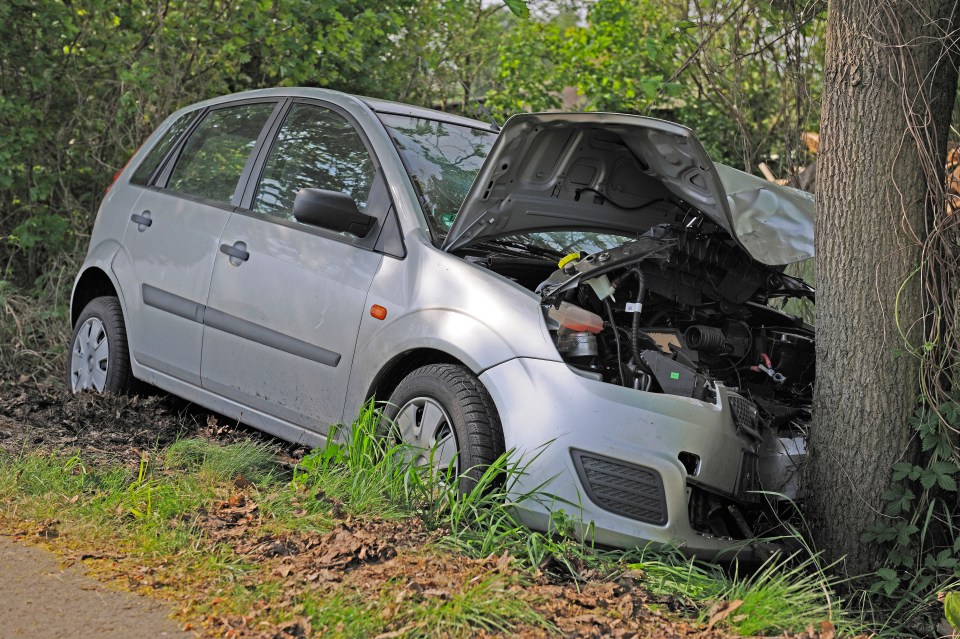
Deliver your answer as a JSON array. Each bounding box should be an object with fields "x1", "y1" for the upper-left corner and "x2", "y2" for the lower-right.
[{"x1": 808, "y1": 0, "x2": 959, "y2": 573}]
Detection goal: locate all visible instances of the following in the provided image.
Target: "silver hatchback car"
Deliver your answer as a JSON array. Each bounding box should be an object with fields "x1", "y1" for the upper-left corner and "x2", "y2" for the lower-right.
[{"x1": 69, "y1": 88, "x2": 815, "y2": 556}]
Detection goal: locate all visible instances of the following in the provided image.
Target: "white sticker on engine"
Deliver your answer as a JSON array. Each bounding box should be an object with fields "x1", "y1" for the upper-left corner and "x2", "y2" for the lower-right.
[{"x1": 625, "y1": 302, "x2": 643, "y2": 313}]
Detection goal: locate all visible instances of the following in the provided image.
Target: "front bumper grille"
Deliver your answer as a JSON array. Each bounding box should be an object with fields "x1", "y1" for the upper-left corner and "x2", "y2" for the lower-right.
[
  {"x1": 728, "y1": 393, "x2": 761, "y2": 440},
  {"x1": 571, "y1": 450, "x2": 667, "y2": 525}
]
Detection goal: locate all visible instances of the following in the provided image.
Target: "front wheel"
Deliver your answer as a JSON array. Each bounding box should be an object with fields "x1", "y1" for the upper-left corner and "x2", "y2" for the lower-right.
[
  {"x1": 382, "y1": 363, "x2": 505, "y2": 487},
  {"x1": 66, "y1": 296, "x2": 134, "y2": 394}
]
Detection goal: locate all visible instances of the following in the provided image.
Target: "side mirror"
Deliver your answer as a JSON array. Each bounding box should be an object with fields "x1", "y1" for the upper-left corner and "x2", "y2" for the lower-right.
[{"x1": 293, "y1": 188, "x2": 376, "y2": 238}]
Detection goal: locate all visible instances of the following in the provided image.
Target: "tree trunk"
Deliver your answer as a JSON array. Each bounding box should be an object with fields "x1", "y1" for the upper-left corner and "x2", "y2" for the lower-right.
[{"x1": 808, "y1": 0, "x2": 958, "y2": 573}]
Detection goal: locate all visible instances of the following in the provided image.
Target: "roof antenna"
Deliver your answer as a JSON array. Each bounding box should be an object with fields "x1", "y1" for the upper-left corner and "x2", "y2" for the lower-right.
[{"x1": 458, "y1": 78, "x2": 501, "y2": 132}]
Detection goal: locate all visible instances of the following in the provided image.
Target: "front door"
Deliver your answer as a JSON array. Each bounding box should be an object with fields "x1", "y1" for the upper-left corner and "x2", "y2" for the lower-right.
[{"x1": 200, "y1": 101, "x2": 386, "y2": 430}]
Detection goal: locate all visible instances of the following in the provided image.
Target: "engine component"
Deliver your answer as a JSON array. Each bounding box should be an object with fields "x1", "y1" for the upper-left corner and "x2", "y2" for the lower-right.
[
  {"x1": 556, "y1": 331, "x2": 598, "y2": 361},
  {"x1": 683, "y1": 321, "x2": 752, "y2": 359},
  {"x1": 546, "y1": 301, "x2": 604, "y2": 334},
  {"x1": 751, "y1": 353, "x2": 786, "y2": 384},
  {"x1": 685, "y1": 325, "x2": 726, "y2": 353},
  {"x1": 585, "y1": 274, "x2": 616, "y2": 301},
  {"x1": 639, "y1": 348, "x2": 710, "y2": 400}
]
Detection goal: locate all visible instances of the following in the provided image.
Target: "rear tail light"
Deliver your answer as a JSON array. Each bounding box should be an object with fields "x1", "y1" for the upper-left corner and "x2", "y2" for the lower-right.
[
  {"x1": 105, "y1": 167, "x2": 125, "y2": 193},
  {"x1": 105, "y1": 145, "x2": 142, "y2": 194}
]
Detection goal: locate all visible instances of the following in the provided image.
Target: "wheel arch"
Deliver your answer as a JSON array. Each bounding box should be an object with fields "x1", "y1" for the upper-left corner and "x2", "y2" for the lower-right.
[
  {"x1": 365, "y1": 348, "x2": 465, "y2": 406},
  {"x1": 71, "y1": 267, "x2": 119, "y2": 327}
]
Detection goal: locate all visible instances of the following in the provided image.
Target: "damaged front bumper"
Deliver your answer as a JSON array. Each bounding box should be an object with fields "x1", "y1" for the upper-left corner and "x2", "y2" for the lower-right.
[{"x1": 479, "y1": 357, "x2": 803, "y2": 558}]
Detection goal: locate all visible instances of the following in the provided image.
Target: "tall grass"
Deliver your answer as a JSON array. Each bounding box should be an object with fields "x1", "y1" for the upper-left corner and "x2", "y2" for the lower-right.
[
  {"x1": 291, "y1": 405, "x2": 602, "y2": 578},
  {"x1": 292, "y1": 401, "x2": 426, "y2": 519},
  {"x1": 627, "y1": 542, "x2": 860, "y2": 636},
  {"x1": 0, "y1": 262, "x2": 75, "y2": 380},
  {"x1": 0, "y1": 404, "x2": 877, "y2": 637}
]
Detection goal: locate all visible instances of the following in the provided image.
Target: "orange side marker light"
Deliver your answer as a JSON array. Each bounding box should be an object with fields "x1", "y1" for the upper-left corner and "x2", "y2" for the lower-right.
[{"x1": 370, "y1": 304, "x2": 387, "y2": 320}]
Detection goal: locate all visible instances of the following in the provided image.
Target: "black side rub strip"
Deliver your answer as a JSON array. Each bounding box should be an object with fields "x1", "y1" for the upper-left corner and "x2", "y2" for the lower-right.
[
  {"x1": 203, "y1": 308, "x2": 341, "y2": 367},
  {"x1": 141, "y1": 284, "x2": 341, "y2": 367},
  {"x1": 143, "y1": 284, "x2": 205, "y2": 323}
]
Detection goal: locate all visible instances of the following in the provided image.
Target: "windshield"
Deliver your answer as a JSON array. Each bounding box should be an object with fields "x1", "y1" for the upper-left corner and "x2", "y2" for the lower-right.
[
  {"x1": 502, "y1": 231, "x2": 639, "y2": 256},
  {"x1": 379, "y1": 113, "x2": 497, "y2": 241}
]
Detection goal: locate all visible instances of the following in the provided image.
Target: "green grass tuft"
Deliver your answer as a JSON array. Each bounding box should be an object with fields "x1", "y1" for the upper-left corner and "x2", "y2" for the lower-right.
[
  {"x1": 292, "y1": 401, "x2": 426, "y2": 519},
  {"x1": 165, "y1": 438, "x2": 279, "y2": 483},
  {"x1": 628, "y1": 545, "x2": 850, "y2": 636},
  {"x1": 718, "y1": 552, "x2": 841, "y2": 636},
  {"x1": 301, "y1": 574, "x2": 551, "y2": 639},
  {"x1": 404, "y1": 574, "x2": 552, "y2": 637}
]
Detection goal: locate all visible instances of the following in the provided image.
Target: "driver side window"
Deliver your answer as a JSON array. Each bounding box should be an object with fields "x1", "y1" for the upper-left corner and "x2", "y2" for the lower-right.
[{"x1": 253, "y1": 104, "x2": 375, "y2": 221}]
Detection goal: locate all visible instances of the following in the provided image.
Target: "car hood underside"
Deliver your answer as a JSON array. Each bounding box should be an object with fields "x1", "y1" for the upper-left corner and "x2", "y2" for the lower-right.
[{"x1": 441, "y1": 112, "x2": 815, "y2": 266}]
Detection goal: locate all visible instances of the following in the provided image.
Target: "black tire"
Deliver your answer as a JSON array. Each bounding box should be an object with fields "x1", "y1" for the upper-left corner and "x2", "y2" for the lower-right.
[
  {"x1": 66, "y1": 296, "x2": 135, "y2": 395},
  {"x1": 382, "y1": 363, "x2": 505, "y2": 488}
]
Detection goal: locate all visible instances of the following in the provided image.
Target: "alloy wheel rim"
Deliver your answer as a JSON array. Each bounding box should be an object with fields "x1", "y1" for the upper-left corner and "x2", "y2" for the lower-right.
[
  {"x1": 393, "y1": 396, "x2": 458, "y2": 471},
  {"x1": 70, "y1": 317, "x2": 109, "y2": 392}
]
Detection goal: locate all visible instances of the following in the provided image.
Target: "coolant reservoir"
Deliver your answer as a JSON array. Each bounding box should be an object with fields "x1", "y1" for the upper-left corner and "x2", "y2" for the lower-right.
[{"x1": 547, "y1": 301, "x2": 604, "y2": 334}]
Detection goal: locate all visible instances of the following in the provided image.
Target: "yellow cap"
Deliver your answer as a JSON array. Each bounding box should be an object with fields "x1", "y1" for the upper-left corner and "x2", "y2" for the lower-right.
[{"x1": 558, "y1": 252, "x2": 581, "y2": 268}]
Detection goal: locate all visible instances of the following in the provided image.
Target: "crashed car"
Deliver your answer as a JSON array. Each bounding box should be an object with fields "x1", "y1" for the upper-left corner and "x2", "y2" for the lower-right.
[{"x1": 68, "y1": 88, "x2": 815, "y2": 556}]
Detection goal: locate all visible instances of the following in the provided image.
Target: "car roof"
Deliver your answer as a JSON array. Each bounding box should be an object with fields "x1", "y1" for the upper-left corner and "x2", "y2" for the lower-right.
[
  {"x1": 176, "y1": 87, "x2": 496, "y2": 132},
  {"x1": 360, "y1": 96, "x2": 498, "y2": 131}
]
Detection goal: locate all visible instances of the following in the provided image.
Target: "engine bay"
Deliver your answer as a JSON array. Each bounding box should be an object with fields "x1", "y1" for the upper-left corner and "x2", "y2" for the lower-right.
[
  {"x1": 461, "y1": 218, "x2": 815, "y2": 532},
  {"x1": 535, "y1": 224, "x2": 815, "y2": 423}
]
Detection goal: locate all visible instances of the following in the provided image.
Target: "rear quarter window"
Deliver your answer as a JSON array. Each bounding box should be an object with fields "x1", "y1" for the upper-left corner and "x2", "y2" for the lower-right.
[{"x1": 129, "y1": 111, "x2": 198, "y2": 186}]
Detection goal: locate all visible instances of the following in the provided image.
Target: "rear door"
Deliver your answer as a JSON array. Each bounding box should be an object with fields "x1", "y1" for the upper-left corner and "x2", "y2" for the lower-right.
[
  {"x1": 120, "y1": 100, "x2": 280, "y2": 385},
  {"x1": 200, "y1": 100, "x2": 389, "y2": 429}
]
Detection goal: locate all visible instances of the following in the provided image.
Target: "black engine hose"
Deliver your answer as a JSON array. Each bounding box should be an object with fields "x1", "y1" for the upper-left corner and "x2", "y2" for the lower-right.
[
  {"x1": 628, "y1": 268, "x2": 647, "y2": 365},
  {"x1": 603, "y1": 299, "x2": 626, "y2": 386}
]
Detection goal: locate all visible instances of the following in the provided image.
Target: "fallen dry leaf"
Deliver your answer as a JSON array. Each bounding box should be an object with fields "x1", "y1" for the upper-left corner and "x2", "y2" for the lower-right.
[{"x1": 706, "y1": 599, "x2": 744, "y2": 630}]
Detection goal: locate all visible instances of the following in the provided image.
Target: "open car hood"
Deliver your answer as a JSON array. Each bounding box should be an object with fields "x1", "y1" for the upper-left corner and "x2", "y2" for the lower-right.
[{"x1": 440, "y1": 113, "x2": 814, "y2": 266}]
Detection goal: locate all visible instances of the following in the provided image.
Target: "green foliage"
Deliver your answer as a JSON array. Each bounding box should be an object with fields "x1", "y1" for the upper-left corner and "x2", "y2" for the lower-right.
[
  {"x1": 1, "y1": 0, "x2": 825, "y2": 291},
  {"x1": 861, "y1": 400, "x2": 960, "y2": 634},
  {"x1": 293, "y1": 402, "x2": 597, "y2": 578},
  {"x1": 488, "y1": 0, "x2": 686, "y2": 115},
  {"x1": 0, "y1": 0, "x2": 417, "y2": 284},
  {"x1": 945, "y1": 591, "x2": 960, "y2": 632},
  {"x1": 488, "y1": 0, "x2": 825, "y2": 171},
  {"x1": 504, "y1": 0, "x2": 530, "y2": 19}
]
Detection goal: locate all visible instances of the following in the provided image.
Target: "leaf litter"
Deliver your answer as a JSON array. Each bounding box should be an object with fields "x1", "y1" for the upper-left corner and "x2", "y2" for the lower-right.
[{"x1": 0, "y1": 378, "x2": 850, "y2": 638}]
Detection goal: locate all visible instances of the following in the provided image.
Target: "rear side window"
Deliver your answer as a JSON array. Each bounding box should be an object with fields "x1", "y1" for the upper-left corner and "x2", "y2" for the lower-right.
[
  {"x1": 129, "y1": 111, "x2": 198, "y2": 186},
  {"x1": 166, "y1": 103, "x2": 275, "y2": 204},
  {"x1": 252, "y1": 103, "x2": 375, "y2": 220}
]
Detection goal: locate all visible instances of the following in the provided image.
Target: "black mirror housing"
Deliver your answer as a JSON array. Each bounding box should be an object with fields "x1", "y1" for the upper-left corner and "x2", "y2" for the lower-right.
[{"x1": 293, "y1": 188, "x2": 376, "y2": 238}]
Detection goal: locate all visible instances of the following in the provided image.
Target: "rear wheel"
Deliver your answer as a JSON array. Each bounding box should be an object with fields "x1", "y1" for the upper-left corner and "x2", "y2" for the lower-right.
[
  {"x1": 382, "y1": 363, "x2": 505, "y2": 487},
  {"x1": 66, "y1": 296, "x2": 134, "y2": 394}
]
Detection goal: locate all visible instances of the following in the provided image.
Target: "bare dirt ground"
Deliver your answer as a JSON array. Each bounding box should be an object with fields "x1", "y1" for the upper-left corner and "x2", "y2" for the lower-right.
[
  {"x1": 0, "y1": 376, "x2": 288, "y2": 462},
  {"x1": 0, "y1": 534, "x2": 190, "y2": 639}
]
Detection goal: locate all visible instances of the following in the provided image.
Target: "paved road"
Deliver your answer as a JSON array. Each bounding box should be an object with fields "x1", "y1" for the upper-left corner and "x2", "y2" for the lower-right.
[{"x1": 0, "y1": 536, "x2": 192, "y2": 639}]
